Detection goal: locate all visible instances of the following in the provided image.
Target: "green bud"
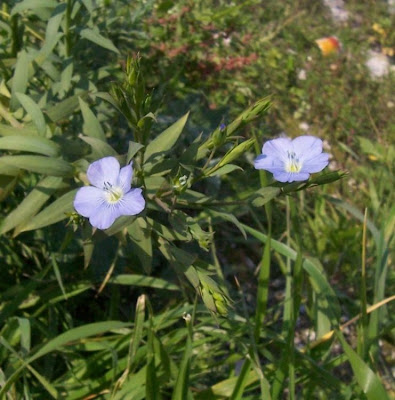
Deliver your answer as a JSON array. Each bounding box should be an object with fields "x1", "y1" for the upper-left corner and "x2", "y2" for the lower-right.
[
  {"x1": 217, "y1": 138, "x2": 255, "y2": 167},
  {"x1": 211, "y1": 124, "x2": 227, "y2": 147},
  {"x1": 215, "y1": 300, "x2": 228, "y2": 316}
]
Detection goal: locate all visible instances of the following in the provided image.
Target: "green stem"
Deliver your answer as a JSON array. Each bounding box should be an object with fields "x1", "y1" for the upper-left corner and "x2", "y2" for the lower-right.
[{"x1": 358, "y1": 208, "x2": 368, "y2": 359}]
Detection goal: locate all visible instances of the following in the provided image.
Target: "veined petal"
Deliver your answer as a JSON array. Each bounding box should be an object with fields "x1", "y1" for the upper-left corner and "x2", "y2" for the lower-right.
[
  {"x1": 274, "y1": 171, "x2": 310, "y2": 182},
  {"x1": 301, "y1": 153, "x2": 329, "y2": 173},
  {"x1": 118, "y1": 163, "x2": 133, "y2": 193},
  {"x1": 292, "y1": 136, "x2": 323, "y2": 161},
  {"x1": 74, "y1": 186, "x2": 105, "y2": 218},
  {"x1": 87, "y1": 157, "x2": 120, "y2": 189},
  {"x1": 254, "y1": 155, "x2": 285, "y2": 173},
  {"x1": 272, "y1": 171, "x2": 292, "y2": 182},
  {"x1": 262, "y1": 138, "x2": 292, "y2": 160},
  {"x1": 89, "y1": 202, "x2": 120, "y2": 230},
  {"x1": 117, "y1": 188, "x2": 145, "y2": 216}
]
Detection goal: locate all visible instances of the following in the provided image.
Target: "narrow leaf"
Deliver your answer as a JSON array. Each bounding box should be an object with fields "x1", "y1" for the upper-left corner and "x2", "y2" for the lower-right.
[
  {"x1": 144, "y1": 112, "x2": 189, "y2": 163},
  {"x1": 11, "y1": 0, "x2": 58, "y2": 15},
  {"x1": 16, "y1": 93, "x2": 46, "y2": 135},
  {"x1": 18, "y1": 189, "x2": 77, "y2": 232},
  {"x1": 336, "y1": 330, "x2": 389, "y2": 400},
  {"x1": 46, "y1": 93, "x2": 86, "y2": 122},
  {"x1": 109, "y1": 274, "x2": 179, "y2": 291},
  {"x1": 78, "y1": 135, "x2": 118, "y2": 158},
  {"x1": 0, "y1": 155, "x2": 73, "y2": 177},
  {"x1": 11, "y1": 50, "x2": 29, "y2": 110},
  {"x1": 80, "y1": 28, "x2": 120, "y2": 54},
  {"x1": 0, "y1": 176, "x2": 63, "y2": 235},
  {"x1": 78, "y1": 97, "x2": 106, "y2": 141},
  {"x1": 0, "y1": 135, "x2": 59, "y2": 156}
]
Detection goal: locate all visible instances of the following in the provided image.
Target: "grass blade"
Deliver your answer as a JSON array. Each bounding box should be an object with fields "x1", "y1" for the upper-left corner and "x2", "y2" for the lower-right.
[{"x1": 336, "y1": 330, "x2": 389, "y2": 400}]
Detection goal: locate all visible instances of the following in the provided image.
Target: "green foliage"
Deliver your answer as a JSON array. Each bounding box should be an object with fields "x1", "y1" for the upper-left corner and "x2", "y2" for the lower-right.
[{"x1": 0, "y1": 0, "x2": 393, "y2": 399}]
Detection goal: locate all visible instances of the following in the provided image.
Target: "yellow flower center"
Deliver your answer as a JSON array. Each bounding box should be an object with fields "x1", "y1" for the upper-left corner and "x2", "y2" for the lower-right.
[
  {"x1": 104, "y1": 182, "x2": 124, "y2": 204},
  {"x1": 285, "y1": 151, "x2": 302, "y2": 173}
]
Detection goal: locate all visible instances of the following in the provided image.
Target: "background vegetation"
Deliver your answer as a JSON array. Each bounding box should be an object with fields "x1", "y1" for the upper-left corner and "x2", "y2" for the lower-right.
[{"x1": 0, "y1": 0, "x2": 393, "y2": 399}]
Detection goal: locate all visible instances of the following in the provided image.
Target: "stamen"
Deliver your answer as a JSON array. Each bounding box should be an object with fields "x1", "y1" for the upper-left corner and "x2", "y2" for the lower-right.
[
  {"x1": 285, "y1": 151, "x2": 302, "y2": 173},
  {"x1": 103, "y1": 182, "x2": 123, "y2": 204}
]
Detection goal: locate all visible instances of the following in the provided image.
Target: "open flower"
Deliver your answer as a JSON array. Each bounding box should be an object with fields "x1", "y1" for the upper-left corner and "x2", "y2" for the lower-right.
[
  {"x1": 74, "y1": 157, "x2": 145, "y2": 230},
  {"x1": 254, "y1": 136, "x2": 329, "y2": 183}
]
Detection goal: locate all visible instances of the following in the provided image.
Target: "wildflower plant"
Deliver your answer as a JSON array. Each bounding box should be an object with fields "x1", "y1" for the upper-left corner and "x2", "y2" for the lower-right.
[{"x1": 0, "y1": 1, "x2": 392, "y2": 397}]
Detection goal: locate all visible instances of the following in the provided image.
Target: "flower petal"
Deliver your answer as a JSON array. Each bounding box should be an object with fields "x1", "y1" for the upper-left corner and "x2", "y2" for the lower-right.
[
  {"x1": 262, "y1": 137, "x2": 292, "y2": 159},
  {"x1": 87, "y1": 157, "x2": 120, "y2": 189},
  {"x1": 254, "y1": 154, "x2": 284, "y2": 172},
  {"x1": 301, "y1": 153, "x2": 329, "y2": 173},
  {"x1": 74, "y1": 186, "x2": 105, "y2": 218},
  {"x1": 118, "y1": 163, "x2": 133, "y2": 193},
  {"x1": 292, "y1": 136, "x2": 323, "y2": 161},
  {"x1": 273, "y1": 171, "x2": 310, "y2": 182},
  {"x1": 117, "y1": 188, "x2": 145, "y2": 216},
  {"x1": 89, "y1": 203, "x2": 121, "y2": 230}
]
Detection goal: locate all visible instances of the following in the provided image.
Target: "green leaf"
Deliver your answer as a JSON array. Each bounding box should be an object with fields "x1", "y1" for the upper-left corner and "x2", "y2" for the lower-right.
[
  {"x1": 78, "y1": 97, "x2": 106, "y2": 141},
  {"x1": 171, "y1": 314, "x2": 193, "y2": 400},
  {"x1": 16, "y1": 93, "x2": 46, "y2": 135},
  {"x1": 0, "y1": 135, "x2": 59, "y2": 156},
  {"x1": 34, "y1": 6, "x2": 65, "y2": 66},
  {"x1": 17, "y1": 318, "x2": 31, "y2": 353},
  {"x1": 104, "y1": 215, "x2": 137, "y2": 236},
  {"x1": 202, "y1": 209, "x2": 246, "y2": 239},
  {"x1": 11, "y1": 50, "x2": 29, "y2": 110},
  {"x1": 336, "y1": 330, "x2": 389, "y2": 400},
  {"x1": 0, "y1": 155, "x2": 73, "y2": 176},
  {"x1": 11, "y1": 0, "x2": 58, "y2": 15},
  {"x1": 208, "y1": 164, "x2": 242, "y2": 177},
  {"x1": 250, "y1": 187, "x2": 281, "y2": 207},
  {"x1": 149, "y1": 218, "x2": 192, "y2": 242},
  {"x1": 230, "y1": 359, "x2": 253, "y2": 400},
  {"x1": 0, "y1": 123, "x2": 38, "y2": 137},
  {"x1": 127, "y1": 218, "x2": 153, "y2": 274},
  {"x1": 17, "y1": 189, "x2": 77, "y2": 232},
  {"x1": 127, "y1": 141, "x2": 144, "y2": 163},
  {"x1": 109, "y1": 274, "x2": 179, "y2": 291},
  {"x1": 113, "y1": 295, "x2": 147, "y2": 394},
  {"x1": 196, "y1": 370, "x2": 258, "y2": 399},
  {"x1": 0, "y1": 176, "x2": 63, "y2": 235},
  {"x1": 46, "y1": 93, "x2": 87, "y2": 122},
  {"x1": 32, "y1": 321, "x2": 130, "y2": 361},
  {"x1": 129, "y1": 295, "x2": 146, "y2": 368},
  {"x1": 51, "y1": 254, "x2": 66, "y2": 299},
  {"x1": 0, "y1": 161, "x2": 20, "y2": 176},
  {"x1": 78, "y1": 135, "x2": 118, "y2": 158},
  {"x1": 80, "y1": 28, "x2": 120, "y2": 54},
  {"x1": 144, "y1": 112, "x2": 189, "y2": 163}
]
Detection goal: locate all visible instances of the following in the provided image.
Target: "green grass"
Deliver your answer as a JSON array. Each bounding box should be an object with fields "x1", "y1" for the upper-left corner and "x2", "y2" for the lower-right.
[{"x1": 0, "y1": 0, "x2": 394, "y2": 399}]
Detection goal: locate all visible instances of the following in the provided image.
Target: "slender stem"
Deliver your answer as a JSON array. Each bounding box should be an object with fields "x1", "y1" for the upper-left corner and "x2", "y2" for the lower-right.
[
  {"x1": 286, "y1": 197, "x2": 295, "y2": 399},
  {"x1": 359, "y1": 208, "x2": 368, "y2": 358},
  {"x1": 208, "y1": 218, "x2": 226, "y2": 289}
]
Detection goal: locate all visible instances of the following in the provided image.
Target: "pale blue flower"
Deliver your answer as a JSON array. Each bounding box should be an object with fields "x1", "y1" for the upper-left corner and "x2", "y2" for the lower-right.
[
  {"x1": 74, "y1": 157, "x2": 145, "y2": 229},
  {"x1": 254, "y1": 136, "x2": 329, "y2": 183}
]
